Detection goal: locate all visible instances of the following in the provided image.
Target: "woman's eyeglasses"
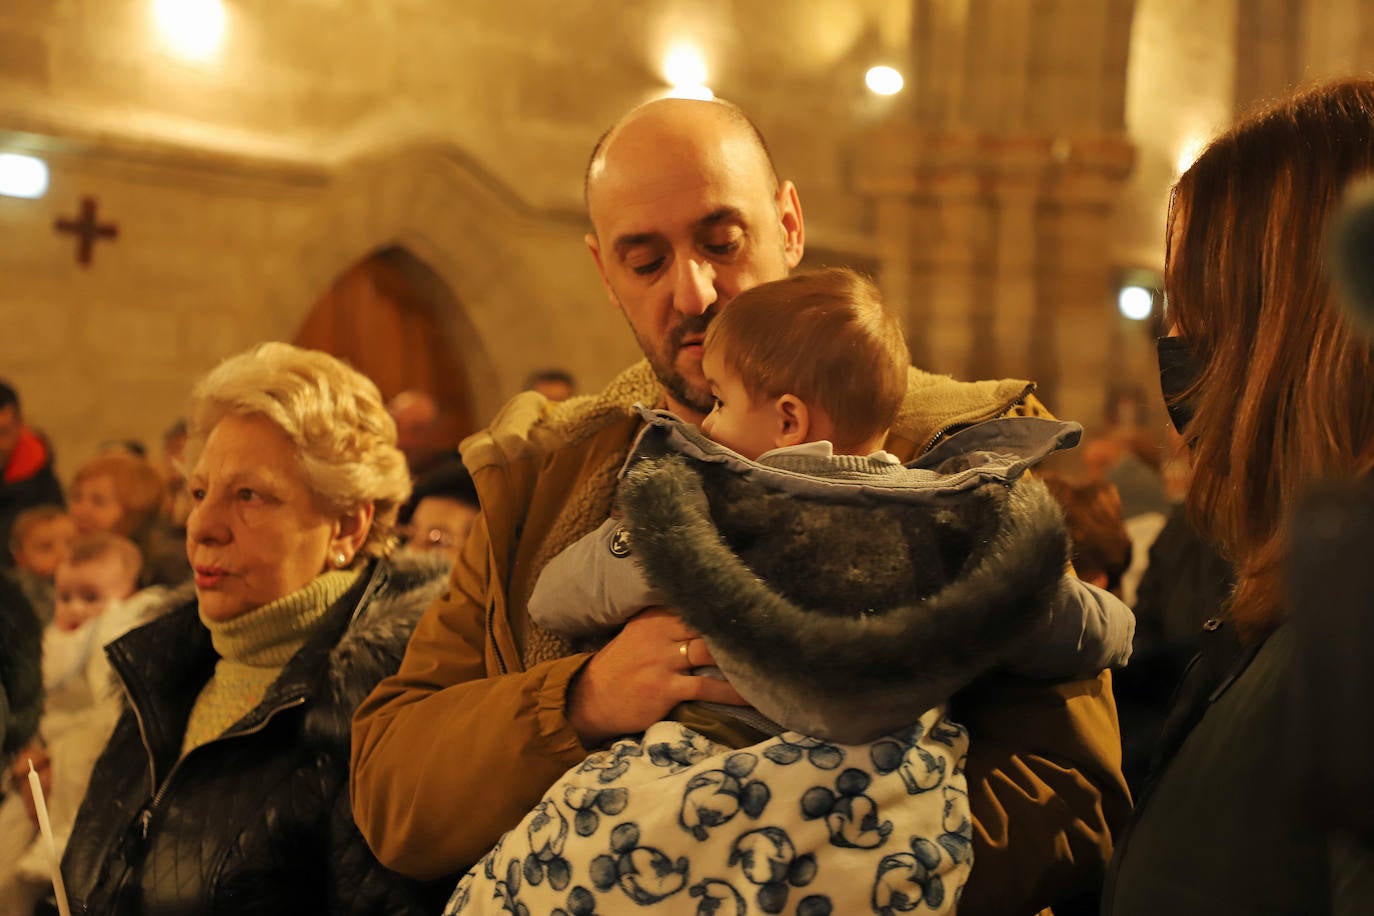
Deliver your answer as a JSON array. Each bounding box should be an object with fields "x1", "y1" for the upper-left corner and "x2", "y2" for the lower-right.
[{"x1": 396, "y1": 525, "x2": 458, "y2": 551}]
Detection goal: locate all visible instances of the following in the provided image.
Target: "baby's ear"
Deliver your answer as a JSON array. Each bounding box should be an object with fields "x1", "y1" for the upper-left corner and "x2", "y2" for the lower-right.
[{"x1": 773, "y1": 395, "x2": 811, "y2": 448}]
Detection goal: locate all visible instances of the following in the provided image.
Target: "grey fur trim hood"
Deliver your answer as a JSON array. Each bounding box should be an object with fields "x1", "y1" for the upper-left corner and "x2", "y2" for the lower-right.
[{"x1": 617, "y1": 411, "x2": 1077, "y2": 744}]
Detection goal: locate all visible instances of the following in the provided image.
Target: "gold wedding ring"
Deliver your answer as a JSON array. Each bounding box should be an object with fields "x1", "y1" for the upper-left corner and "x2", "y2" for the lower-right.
[{"x1": 679, "y1": 639, "x2": 691, "y2": 663}]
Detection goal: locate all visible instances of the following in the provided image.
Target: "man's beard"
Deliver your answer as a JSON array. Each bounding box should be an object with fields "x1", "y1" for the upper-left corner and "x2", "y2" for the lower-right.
[{"x1": 630, "y1": 307, "x2": 718, "y2": 416}]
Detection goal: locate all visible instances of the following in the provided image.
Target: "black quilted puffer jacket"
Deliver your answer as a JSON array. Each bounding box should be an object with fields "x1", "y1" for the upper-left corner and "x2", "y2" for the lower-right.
[{"x1": 47, "y1": 556, "x2": 452, "y2": 916}]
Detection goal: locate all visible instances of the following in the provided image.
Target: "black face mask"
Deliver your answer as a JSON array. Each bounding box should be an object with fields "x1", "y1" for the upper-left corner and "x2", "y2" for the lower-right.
[{"x1": 1157, "y1": 336, "x2": 1200, "y2": 435}]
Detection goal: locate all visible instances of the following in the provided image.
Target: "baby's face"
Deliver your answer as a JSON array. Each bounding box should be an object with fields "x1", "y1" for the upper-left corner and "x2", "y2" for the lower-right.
[
  {"x1": 15, "y1": 514, "x2": 77, "y2": 578},
  {"x1": 699, "y1": 349, "x2": 788, "y2": 460},
  {"x1": 54, "y1": 556, "x2": 134, "y2": 631}
]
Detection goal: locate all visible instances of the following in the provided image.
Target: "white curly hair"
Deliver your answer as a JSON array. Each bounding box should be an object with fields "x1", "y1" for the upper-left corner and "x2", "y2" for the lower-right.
[{"x1": 184, "y1": 342, "x2": 412, "y2": 561}]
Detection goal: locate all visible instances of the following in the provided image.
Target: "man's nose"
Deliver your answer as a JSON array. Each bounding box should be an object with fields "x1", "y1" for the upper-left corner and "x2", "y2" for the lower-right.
[{"x1": 673, "y1": 257, "x2": 719, "y2": 317}]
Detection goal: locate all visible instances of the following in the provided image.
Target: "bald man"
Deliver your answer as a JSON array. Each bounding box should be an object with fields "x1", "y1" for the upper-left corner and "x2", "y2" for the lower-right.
[{"x1": 352, "y1": 99, "x2": 1129, "y2": 914}]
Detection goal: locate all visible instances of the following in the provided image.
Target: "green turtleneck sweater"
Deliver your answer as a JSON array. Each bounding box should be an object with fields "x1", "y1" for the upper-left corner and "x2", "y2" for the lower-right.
[{"x1": 181, "y1": 568, "x2": 363, "y2": 756}]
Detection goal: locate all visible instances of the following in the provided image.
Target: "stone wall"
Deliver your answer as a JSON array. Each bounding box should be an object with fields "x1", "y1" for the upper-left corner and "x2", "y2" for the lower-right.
[
  {"x1": 5, "y1": 0, "x2": 1374, "y2": 477},
  {"x1": 0, "y1": 136, "x2": 624, "y2": 471}
]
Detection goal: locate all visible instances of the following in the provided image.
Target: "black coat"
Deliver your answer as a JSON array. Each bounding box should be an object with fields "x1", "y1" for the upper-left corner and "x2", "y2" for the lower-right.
[
  {"x1": 51, "y1": 556, "x2": 451, "y2": 916},
  {"x1": 0, "y1": 571, "x2": 43, "y2": 760}
]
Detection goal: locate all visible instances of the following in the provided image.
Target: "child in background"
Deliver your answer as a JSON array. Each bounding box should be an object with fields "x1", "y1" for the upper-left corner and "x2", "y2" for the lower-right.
[
  {"x1": 450, "y1": 269, "x2": 1135, "y2": 916},
  {"x1": 69, "y1": 450, "x2": 189, "y2": 587},
  {"x1": 0, "y1": 533, "x2": 146, "y2": 915},
  {"x1": 5, "y1": 505, "x2": 76, "y2": 624}
]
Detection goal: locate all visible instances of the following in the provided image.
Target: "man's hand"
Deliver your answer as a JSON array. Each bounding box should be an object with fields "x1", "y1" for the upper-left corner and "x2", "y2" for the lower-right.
[
  {"x1": 567, "y1": 606, "x2": 744, "y2": 746},
  {"x1": 9, "y1": 741, "x2": 50, "y2": 828}
]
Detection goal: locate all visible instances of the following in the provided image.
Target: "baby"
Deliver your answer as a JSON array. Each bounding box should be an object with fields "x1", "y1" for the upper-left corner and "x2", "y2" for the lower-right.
[
  {"x1": 0, "y1": 533, "x2": 143, "y2": 914},
  {"x1": 530, "y1": 268, "x2": 1132, "y2": 725},
  {"x1": 5, "y1": 505, "x2": 76, "y2": 625},
  {"x1": 449, "y1": 269, "x2": 1134, "y2": 915}
]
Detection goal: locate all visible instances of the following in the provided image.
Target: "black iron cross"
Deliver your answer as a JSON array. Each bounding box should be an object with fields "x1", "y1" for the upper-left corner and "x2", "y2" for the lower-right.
[{"x1": 54, "y1": 196, "x2": 119, "y2": 267}]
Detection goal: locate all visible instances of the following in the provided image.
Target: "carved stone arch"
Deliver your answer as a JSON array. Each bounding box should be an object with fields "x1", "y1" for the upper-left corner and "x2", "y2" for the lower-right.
[{"x1": 274, "y1": 143, "x2": 588, "y2": 424}]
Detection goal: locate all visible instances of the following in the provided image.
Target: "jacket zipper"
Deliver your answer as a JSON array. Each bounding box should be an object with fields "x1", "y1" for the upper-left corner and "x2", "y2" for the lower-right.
[
  {"x1": 134, "y1": 696, "x2": 307, "y2": 840},
  {"x1": 923, "y1": 383, "x2": 1037, "y2": 453}
]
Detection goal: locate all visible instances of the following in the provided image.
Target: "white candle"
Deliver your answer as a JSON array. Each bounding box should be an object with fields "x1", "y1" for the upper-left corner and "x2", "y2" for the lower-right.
[{"x1": 27, "y1": 758, "x2": 73, "y2": 916}]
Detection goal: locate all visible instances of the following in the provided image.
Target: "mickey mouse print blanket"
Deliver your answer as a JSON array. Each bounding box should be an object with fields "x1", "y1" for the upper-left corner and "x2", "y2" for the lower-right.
[{"x1": 445, "y1": 712, "x2": 972, "y2": 916}]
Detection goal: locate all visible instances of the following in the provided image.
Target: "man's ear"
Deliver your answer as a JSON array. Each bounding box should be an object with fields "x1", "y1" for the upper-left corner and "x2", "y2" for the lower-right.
[
  {"x1": 774, "y1": 394, "x2": 811, "y2": 448},
  {"x1": 776, "y1": 180, "x2": 805, "y2": 269},
  {"x1": 585, "y1": 233, "x2": 620, "y2": 307}
]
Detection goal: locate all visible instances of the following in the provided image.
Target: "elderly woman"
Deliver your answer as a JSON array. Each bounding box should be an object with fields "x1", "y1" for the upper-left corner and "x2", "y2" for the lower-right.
[
  {"x1": 51, "y1": 343, "x2": 448, "y2": 915},
  {"x1": 1103, "y1": 80, "x2": 1374, "y2": 914}
]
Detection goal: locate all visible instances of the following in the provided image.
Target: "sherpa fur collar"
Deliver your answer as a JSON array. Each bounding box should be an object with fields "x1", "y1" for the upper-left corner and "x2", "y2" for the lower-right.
[{"x1": 617, "y1": 419, "x2": 1070, "y2": 745}]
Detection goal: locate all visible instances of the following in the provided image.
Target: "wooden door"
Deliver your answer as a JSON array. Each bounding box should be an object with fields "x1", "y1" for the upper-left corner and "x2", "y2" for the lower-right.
[{"x1": 294, "y1": 249, "x2": 474, "y2": 449}]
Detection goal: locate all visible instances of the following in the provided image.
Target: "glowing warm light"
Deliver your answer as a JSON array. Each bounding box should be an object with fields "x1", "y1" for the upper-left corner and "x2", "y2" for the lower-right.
[
  {"x1": 153, "y1": 0, "x2": 226, "y2": 60},
  {"x1": 667, "y1": 83, "x2": 715, "y2": 100},
  {"x1": 0, "y1": 154, "x2": 49, "y2": 199},
  {"x1": 662, "y1": 42, "x2": 712, "y2": 99},
  {"x1": 664, "y1": 43, "x2": 707, "y2": 86},
  {"x1": 1176, "y1": 136, "x2": 1206, "y2": 175},
  {"x1": 865, "y1": 65, "x2": 904, "y2": 96},
  {"x1": 1118, "y1": 285, "x2": 1154, "y2": 321}
]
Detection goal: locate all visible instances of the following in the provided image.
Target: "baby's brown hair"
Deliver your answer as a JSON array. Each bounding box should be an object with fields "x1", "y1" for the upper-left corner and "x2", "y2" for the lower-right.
[
  {"x1": 703, "y1": 268, "x2": 910, "y2": 451},
  {"x1": 64, "y1": 532, "x2": 143, "y2": 592},
  {"x1": 9, "y1": 504, "x2": 68, "y2": 556}
]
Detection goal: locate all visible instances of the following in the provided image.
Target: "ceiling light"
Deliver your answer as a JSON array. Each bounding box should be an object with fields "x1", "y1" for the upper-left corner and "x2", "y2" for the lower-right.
[
  {"x1": 153, "y1": 0, "x2": 227, "y2": 61},
  {"x1": 865, "y1": 65, "x2": 904, "y2": 96},
  {"x1": 667, "y1": 84, "x2": 714, "y2": 100},
  {"x1": 662, "y1": 42, "x2": 712, "y2": 99},
  {"x1": 664, "y1": 42, "x2": 707, "y2": 87},
  {"x1": 1176, "y1": 136, "x2": 1206, "y2": 175}
]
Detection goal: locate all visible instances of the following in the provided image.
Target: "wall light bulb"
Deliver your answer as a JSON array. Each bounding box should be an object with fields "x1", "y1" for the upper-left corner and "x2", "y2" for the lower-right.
[
  {"x1": 1118, "y1": 285, "x2": 1154, "y2": 321},
  {"x1": 865, "y1": 65, "x2": 904, "y2": 96},
  {"x1": 0, "y1": 154, "x2": 49, "y2": 199}
]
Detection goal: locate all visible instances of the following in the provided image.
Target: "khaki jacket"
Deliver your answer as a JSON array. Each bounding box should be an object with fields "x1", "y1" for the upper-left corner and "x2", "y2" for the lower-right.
[{"x1": 352, "y1": 360, "x2": 1131, "y2": 915}]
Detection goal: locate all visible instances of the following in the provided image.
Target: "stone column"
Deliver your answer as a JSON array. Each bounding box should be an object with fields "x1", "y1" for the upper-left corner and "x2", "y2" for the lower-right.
[
  {"x1": 1037, "y1": 136, "x2": 1137, "y2": 426},
  {"x1": 854, "y1": 125, "x2": 1134, "y2": 419}
]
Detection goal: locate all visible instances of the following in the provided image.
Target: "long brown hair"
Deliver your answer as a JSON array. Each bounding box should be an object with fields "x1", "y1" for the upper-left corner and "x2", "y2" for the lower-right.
[{"x1": 1167, "y1": 78, "x2": 1374, "y2": 638}]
